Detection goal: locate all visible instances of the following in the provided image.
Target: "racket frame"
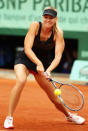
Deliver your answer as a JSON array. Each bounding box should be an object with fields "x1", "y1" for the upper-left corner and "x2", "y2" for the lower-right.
[{"x1": 49, "y1": 78, "x2": 84, "y2": 111}]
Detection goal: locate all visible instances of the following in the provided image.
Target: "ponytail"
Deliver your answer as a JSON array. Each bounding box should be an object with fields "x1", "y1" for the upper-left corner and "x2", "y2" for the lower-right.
[{"x1": 53, "y1": 17, "x2": 59, "y2": 33}]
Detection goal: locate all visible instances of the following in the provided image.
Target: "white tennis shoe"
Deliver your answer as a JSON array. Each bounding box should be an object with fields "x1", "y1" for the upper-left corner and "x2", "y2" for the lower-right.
[
  {"x1": 66, "y1": 112, "x2": 85, "y2": 125},
  {"x1": 4, "y1": 116, "x2": 14, "y2": 129}
]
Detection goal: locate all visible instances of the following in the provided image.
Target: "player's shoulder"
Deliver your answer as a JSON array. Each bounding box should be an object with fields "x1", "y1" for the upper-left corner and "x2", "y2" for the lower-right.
[
  {"x1": 54, "y1": 27, "x2": 64, "y2": 42},
  {"x1": 57, "y1": 27, "x2": 63, "y2": 36},
  {"x1": 29, "y1": 21, "x2": 39, "y2": 28},
  {"x1": 28, "y1": 22, "x2": 40, "y2": 34}
]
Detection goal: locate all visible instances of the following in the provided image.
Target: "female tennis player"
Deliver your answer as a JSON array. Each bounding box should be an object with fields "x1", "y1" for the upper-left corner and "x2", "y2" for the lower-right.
[{"x1": 4, "y1": 6, "x2": 85, "y2": 129}]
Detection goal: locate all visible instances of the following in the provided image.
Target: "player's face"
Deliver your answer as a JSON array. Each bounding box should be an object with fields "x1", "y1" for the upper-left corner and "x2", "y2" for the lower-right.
[{"x1": 42, "y1": 15, "x2": 56, "y2": 28}]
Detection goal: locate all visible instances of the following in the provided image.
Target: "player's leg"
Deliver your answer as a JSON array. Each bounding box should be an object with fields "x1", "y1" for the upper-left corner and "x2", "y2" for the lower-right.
[
  {"x1": 8, "y1": 64, "x2": 29, "y2": 116},
  {"x1": 34, "y1": 73, "x2": 69, "y2": 117},
  {"x1": 4, "y1": 64, "x2": 29, "y2": 128}
]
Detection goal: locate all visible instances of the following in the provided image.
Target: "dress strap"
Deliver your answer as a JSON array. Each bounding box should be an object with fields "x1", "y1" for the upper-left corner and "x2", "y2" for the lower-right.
[{"x1": 37, "y1": 22, "x2": 42, "y2": 38}]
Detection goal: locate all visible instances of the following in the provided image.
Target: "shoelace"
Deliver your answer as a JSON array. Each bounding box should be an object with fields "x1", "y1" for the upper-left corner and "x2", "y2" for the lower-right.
[
  {"x1": 66, "y1": 113, "x2": 78, "y2": 121},
  {"x1": 69, "y1": 112, "x2": 77, "y2": 116},
  {"x1": 7, "y1": 117, "x2": 13, "y2": 124}
]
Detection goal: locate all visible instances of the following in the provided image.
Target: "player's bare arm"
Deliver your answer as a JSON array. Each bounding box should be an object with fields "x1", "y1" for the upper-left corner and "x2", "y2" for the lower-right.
[
  {"x1": 24, "y1": 22, "x2": 43, "y2": 66},
  {"x1": 46, "y1": 29, "x2": 65, "y2": 74}
]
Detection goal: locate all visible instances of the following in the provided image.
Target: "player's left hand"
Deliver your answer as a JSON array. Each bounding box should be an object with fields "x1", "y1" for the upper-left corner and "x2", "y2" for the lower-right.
[{"x1": 44, "y1": 71, "x2": 51, "y2": 79}]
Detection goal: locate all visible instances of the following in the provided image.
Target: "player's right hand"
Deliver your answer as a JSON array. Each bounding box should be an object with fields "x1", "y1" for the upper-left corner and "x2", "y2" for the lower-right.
[
  {"x1": 36, "y1": 63, "x2": 44, "y2": 74},
  {"x1": 43, "y1": 72, "x2": 51, "y2": 80}
]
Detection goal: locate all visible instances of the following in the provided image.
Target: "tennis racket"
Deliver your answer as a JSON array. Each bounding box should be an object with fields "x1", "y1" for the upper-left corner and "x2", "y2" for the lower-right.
[{"x1": 49, "y1": 78, "x2": 84, "y2": 111}]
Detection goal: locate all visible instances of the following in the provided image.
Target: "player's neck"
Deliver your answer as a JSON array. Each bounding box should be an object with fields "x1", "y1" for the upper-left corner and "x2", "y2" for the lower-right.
[{"x1": 42, "y1": 24, "x2": 53, "y2": 33}]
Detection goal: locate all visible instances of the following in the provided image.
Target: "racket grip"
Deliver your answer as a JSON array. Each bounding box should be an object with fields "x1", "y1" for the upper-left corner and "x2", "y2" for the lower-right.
[{"x1": 49, "y1": 78, "x2": 53, "y2": 81}]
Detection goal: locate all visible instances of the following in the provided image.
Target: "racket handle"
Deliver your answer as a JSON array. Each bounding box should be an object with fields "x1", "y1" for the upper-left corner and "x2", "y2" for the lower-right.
[{"x1": 49, "y1": 78, "x2": 53, "y2": 81}]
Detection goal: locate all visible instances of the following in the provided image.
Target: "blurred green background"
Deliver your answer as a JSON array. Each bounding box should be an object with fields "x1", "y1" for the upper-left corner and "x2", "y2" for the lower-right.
[{"x1": 0, "y1": 0, "x2": 88, "y2": 74}]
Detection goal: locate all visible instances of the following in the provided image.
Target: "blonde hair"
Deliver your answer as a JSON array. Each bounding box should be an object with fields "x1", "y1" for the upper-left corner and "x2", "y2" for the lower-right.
[{"x1": 44, "y1": 6, "x2": 59, "y2": 33}]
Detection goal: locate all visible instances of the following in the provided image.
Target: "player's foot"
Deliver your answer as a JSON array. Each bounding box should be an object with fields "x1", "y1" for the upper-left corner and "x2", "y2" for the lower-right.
[
  {"x1": 4, "y1": 116, "x2": 14, "y2": 129},
  {"x1": 66, "y1": 112, "x2": 85, "y2": 125}
]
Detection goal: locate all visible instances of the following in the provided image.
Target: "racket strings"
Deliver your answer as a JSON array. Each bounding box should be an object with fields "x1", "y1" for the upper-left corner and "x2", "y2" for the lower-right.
[
  {"x1": 54, "y1": 83, "x2": 84, "y2": 110},
  {"x1": 60, "y1": 84, "x2": 83, "y2": 110}
]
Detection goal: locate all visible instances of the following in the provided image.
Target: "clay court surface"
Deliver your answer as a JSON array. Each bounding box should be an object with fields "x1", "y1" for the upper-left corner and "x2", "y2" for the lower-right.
[{"x1": 0, "y1": 71, "x2": 88, "y2": 131}]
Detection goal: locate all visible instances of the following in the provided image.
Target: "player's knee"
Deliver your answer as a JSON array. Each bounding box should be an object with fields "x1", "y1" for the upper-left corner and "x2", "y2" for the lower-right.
[{"x1": 17, "y1": 76, "x2": 27, "y2": 86}]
